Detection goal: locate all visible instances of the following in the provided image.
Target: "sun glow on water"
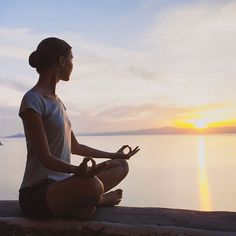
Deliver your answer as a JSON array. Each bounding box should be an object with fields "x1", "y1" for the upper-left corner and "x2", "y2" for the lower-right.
[{"x1": 198, "y1": 136, "x2": 212, "y2": 211}]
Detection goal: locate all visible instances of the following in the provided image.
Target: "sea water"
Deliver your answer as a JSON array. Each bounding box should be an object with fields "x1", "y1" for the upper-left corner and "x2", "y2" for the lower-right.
[{"x1": 0, "y1": 134, "x2": 236, "y2": 211}]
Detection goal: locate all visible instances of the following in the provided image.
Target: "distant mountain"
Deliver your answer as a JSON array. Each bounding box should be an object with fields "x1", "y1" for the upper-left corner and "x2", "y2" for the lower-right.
[
  {"x1": 4, "y1": 126, "x2": 236, "y2": 138},
  {"x1": 76, "y1": 127, "x2": 192, "y2": 136},
  {"x1": 199, "y1": 126, "x2": 236, "y2": 134},
  {"x1": 4, "y1": 133, "x2": 25, "y2": 138},
  {"x1": 77, "y1": 126, "x2": 236, "y2": 136}
]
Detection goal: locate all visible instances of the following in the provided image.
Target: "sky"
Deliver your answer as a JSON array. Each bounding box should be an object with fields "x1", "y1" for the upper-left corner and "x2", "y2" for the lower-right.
[{"x1": 1, "y1": 0, "x2": 236, "y2": 136}]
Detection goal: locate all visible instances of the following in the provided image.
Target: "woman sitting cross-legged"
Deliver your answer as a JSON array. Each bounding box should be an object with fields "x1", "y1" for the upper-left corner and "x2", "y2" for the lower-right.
[{"x1": 18, "y1": 37, "x2": 140, "y2": 220}]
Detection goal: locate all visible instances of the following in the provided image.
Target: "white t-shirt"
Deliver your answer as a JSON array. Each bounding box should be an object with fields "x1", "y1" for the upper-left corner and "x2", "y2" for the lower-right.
[{"x1": 19, "y1": 89, "x2": 72, "y2": 189}]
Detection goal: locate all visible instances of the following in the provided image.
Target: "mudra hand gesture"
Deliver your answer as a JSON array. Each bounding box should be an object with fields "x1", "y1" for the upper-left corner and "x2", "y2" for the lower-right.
[
  {"x1": 116, "y1": 145, "x2": 140, "y2": 160},
  {"x1": 75, "y1": 145, "x2": 140, "y2": 177},
  {"x1": 75, "y1": 157, "x2": 109, "y2": 177}
]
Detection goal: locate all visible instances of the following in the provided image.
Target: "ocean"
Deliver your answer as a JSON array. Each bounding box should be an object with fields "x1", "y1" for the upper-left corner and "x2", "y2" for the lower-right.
[{"x1": 0, "y1": 134, "x2": 236, "y2": 211}]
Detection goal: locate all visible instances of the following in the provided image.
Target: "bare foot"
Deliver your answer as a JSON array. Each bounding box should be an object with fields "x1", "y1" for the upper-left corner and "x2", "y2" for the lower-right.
[{"x1": 100, "y1": 189, "x2": 123, "y2": 206}]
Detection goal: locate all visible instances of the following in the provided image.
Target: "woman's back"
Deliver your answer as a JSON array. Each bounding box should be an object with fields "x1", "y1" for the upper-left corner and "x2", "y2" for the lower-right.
[{"x1": 19, "y1": 89, "x2": 71, "y2": 189}]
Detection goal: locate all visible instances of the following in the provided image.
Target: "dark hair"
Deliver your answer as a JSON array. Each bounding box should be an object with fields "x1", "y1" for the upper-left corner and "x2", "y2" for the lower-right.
[{"x1": 29, "y1": 37, "x2": 72, "y2": 73}]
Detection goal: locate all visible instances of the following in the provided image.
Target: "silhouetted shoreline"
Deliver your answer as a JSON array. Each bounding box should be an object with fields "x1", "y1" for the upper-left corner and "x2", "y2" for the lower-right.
[
  {"x1": 3, "y1": 126, "x2": 236, "y2": 139},
  {"x1": 77, "y1": 126, "x2": 236, "y2": 136}
]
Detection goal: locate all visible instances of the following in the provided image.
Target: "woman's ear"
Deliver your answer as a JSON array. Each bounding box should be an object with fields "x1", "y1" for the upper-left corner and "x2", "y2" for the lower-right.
[{"x1": 59, "y1": 56, "x2": 66, "y2": 66}]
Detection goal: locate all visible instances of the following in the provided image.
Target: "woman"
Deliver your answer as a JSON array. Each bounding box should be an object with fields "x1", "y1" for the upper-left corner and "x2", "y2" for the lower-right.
[{"x1": 18, "y1": 37, "x2": 140, "y2": 220}]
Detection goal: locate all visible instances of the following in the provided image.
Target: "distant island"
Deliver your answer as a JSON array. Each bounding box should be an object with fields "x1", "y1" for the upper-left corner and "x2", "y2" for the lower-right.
[
  {"x1": 3, "y1": 133, "x2": 25, "y2": 138},
  {"x1": 3, "y1": 127, "x2": 236, "y2": 138}
]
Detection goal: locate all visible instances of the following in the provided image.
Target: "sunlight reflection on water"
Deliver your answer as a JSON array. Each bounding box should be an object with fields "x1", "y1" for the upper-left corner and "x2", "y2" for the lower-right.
[
  {"x1": 0, "y1": 135, "x2": 236, "y2": 211},
  {"x1": 198, "y1": 136, "x2": 212, "y2": 211}
]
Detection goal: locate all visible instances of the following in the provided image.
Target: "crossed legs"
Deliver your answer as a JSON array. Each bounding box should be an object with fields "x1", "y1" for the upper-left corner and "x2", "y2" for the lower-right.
[
  {"x1": 46, "y1": 158, "x2": 129, "y2": 219},
  {"x1": 96, "y1": 158, "x2": 128, "y2": 206}
]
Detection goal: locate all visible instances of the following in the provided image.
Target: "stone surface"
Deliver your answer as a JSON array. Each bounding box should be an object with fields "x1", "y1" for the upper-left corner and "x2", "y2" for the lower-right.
[{"x1": 0, "y1": 201, "x2": 236, "y2": 236}]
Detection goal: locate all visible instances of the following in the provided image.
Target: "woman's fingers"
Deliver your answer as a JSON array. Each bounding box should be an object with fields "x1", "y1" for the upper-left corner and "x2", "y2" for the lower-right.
[
  {"x1": 117, "y1": 145, "x2": 140, "y2": 159},
  {"x1": 78, "y1": 157, "x2": 98, "y2": 177},
  {"x1": 126, "y1": 146, "x2": 140, "y2": 159},
  {"x1": 79, "y1": 157, "x2": 89, "y2": 169},
  {"x1": 132, "y1": 146, "x2": 140, "y2": 153},
  {"x1": 79, "y1": 157, "x2": 110, "y2": 177},
  {"x1": 117, "y1": 145, "x2": 132, "y2": 153},
  {"x1": 126, "y1": 146, "x2": 139, "y2": 155},
  {"x1": 91, "y1": 161, "x2": 109, "y2": 175},
  {"x1": 126, "y1": 145, "x2": 132, "y2": 153},
  {"x1": 80, "y1": 157, "x2": 94, "y2": 168},
  {"x1": 90, "y1": 157, "x2": 96, "y2": 169}
]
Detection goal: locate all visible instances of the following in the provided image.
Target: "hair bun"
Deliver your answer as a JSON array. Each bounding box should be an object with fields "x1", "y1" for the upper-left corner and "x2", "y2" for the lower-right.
[{"x1": 29, "y1": 51, "x2": 39, "y2": 68}]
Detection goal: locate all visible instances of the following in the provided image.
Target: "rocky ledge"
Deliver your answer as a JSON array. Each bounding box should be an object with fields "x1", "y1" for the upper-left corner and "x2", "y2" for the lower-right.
[{"x1": 0, "y1": 201, "x2": 235, "y2": 236}]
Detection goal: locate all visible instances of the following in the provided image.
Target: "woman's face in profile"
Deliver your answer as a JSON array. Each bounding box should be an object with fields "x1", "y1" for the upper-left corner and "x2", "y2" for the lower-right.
[{"x1": 60, "y1": 49, "x2": 73, "y2": 81}]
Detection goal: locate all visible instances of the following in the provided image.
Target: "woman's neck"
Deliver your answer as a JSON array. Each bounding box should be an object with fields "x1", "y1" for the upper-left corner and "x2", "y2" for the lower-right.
[{"x1": 34, "y1": 70, "x2": 60, "y2": 96}]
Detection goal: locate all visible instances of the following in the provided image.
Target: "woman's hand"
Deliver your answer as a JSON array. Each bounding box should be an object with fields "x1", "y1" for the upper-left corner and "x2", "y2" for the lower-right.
[
  {"x1": 74, "y1": 157, "x2": 109, "y2": 177},
  {"x1": 115, "y1": 145, "x2": 140, "y2": 160}
]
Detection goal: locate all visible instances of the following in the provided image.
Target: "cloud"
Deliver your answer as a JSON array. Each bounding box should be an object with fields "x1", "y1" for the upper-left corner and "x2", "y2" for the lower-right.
[
  {"x1": 0, "y1": 105, "x2": 22, "y2": 137},
  {"x1": 0, "y1": 105, "x2": 18, "y2": 119},
  {"x1": 67, "y1": 100, "x2": 236, "y2": 133},
  {"x1": 144, "y1": 1, "x2": 236, "y2": 79},
  {"x1": 0, "y1": 28, "x2": 36, "y2": 60},
  {"x1": 67, "y1": 102, "x2": 195, "y2": 133},
  {"x1": 126, "y1": 1, "x2": 236, "y2": 107},
  {"x1": 0, "y1": 76, "x2": 29, "y2": 93},
  {"x1": 0, "y1": 27, "x2": 158, "y2": 84},
  {"x1": 128, "y1": 65, "x2": 159, "y2": 81},
  {"x1": 57, "y1": 1, "x2": 236, "y2": 110},
  {"x1": 1, "y1": 1, "x2": 236, "y2": 134}
]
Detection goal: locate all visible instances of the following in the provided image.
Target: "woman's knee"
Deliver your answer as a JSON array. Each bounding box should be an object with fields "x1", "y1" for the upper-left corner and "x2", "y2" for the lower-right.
[
  {"x1": 116, "y1": 158, "x2": 129, "y2": 177},
  {"x1": 88, "y1": 176, "x2": 104, "y2": 204}
]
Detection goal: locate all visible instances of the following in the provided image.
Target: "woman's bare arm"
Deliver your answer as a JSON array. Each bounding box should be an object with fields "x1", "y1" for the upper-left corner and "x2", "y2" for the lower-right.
[
  {"x1": 21, "y1": 109, "x2": 78, "y2": 174},
  {"x1": 71, "y1": 131, "x2": 117, "y2": 158},
  {"x1": 71, "y1": 131, "x2": 140, "y2": 159}
]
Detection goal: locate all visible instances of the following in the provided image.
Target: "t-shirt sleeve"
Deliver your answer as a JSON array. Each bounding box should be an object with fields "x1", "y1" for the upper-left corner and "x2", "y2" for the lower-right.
[
  {"x1": 19, "y1": 91, "x2": 45, "y2": 118},
  {"x1": 58, "y1": 98, "x2": 66, "y2": 110}
]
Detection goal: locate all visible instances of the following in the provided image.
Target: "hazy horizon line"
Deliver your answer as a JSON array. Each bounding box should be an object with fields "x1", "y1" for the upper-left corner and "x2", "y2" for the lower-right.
[{"x1": 2, "y1": 126, "x2": 236, "y2": 138}]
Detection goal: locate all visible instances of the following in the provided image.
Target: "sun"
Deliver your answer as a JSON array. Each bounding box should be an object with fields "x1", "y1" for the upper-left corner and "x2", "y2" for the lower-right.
[
  {"x1": 174, "y1": 119, "x2": 209, "y2": 129},
  {"x1": 194, "y1": 120, "x2": 208, "y2": 129},
  {"x1": 178, "y1": 119, "x2": 209, "y2": 129}
]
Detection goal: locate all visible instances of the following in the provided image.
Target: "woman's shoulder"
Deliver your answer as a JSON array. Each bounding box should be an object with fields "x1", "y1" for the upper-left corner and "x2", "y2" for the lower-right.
[
  {"x1": 21, "y1": 89, "x2": 49, "y2": 106},
  {"x1": 19, "y1": 89, "x2": 47, "y2": 117},
  {"x1": 23, "y1": 89, "x2": 43, "y2": 99}
]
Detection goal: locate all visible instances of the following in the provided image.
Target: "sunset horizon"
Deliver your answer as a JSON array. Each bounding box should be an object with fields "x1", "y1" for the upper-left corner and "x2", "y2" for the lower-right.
[
  {"x1": 1, "y1": 0, "x2": 236, "y2": 137},
  {"x1": 3, "y1": 124, "x2": 236, "y2": 139},
  {"x1": 1, "y1": 1, "x2": 236, "y2": 230}
]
